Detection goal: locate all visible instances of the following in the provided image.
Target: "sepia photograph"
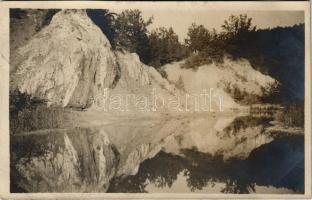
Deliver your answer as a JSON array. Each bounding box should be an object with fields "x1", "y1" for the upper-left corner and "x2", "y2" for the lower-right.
[{"x1": 0, "y1": 1, "x2": 310, "y2": 198}]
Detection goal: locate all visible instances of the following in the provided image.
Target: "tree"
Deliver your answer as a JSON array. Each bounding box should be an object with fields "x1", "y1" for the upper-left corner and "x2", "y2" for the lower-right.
[
  {"x1": 10, "y1": 9, "x2": 27, "y2": 19},
  {"x1": 113, "y1": 9, "x2": 153, "y2": 64},
  {"x1": 86, "y1": 9, "x2": 117, "y2": 46},
  {"x1": 183, "y1": 24, "x2": 225, "y2": 69},
  {"x1": 148, "y1": 27, "x2": 187, "y2": 67},
  {"x1": 221, "y1": 14, "x2": 256, "y2": 56},
  {"x1": 185, "y1": 23, "x2": 211, "y2": 53},
  {"x1": 222, "y1": 14, "x2": 256, "y2": 39}
]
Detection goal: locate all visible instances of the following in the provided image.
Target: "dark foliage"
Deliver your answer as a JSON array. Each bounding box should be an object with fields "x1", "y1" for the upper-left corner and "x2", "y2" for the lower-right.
[
  {"x1": 108, "y1": 135, "x2": 304, "y2": 193},
  {"x1": 183, "y1": 24, "x2": 226, "y2": 69},
  {"x1": 113, "y1": 9, "x2": 153, "y2": 64},
  {"x1": 10, "y1": 9, "x2": 60, "y2": 32},
  {"x1": 274, "y1": 102, "x2": 304, "y2": 127},
  {"x1": 10, "y1": 89, "x2": 46, "y2": 117},
  {"x1": 221, "y1": 116, "x2": 272, "y2": 139},
  {"x1": 41, "y1": 9, "x2": 61, "y2": 27},
  {"x1": 236, "y1": 24, "x2": 305, "y2": 102},
  {"x1": 148, "y1": 27, "x2": 189, "y2": 68},
  {"x1": 10, "y1": 8, "x2": 27, "y2": 19},
  {"x1": 183, "y1": 14, "x2": 304, "y2": 103},
  {"x1": 9, "y1": 89, "x2": 66, "y2": 134},
  {"x1": 86, "y1": 9, "x2": 188, "y2": 67},
  {"x1": 86, "y1": 9, "x2": 117, "y2": 46}
]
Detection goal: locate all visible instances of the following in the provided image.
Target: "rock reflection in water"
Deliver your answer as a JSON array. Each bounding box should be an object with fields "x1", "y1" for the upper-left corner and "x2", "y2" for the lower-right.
[
  {"x1": 11, "y1": 114, "x2": 304, "y2": 193},
  {"x1": 108, "y1": 116, "x2": 304, "y2": 194},
  {"x1": 220, "y1": 116, "x2": 272, "y2": 139}
]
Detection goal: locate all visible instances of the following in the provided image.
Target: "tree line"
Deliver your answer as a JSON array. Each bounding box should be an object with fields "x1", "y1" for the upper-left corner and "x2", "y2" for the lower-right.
[
  {"x1": 87, "y1": 10, "x2": 261, "y2": 69},
  {"x1": 87, "y1": 9, "x2": 188, "y2": 68},
  {"x1": 87, "y1": 9, "x2": 304, "y2": 102}
]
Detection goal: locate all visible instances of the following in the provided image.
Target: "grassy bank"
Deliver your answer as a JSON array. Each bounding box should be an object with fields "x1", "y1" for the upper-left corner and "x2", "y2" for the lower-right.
[{"x1": 10, "y1": 89, "x2": 68, "y2": 134}]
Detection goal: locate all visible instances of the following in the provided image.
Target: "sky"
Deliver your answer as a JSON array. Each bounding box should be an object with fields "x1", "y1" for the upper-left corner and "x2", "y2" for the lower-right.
[{"x1": 111, "y1": 8, "x2": 304, "y2": 42}]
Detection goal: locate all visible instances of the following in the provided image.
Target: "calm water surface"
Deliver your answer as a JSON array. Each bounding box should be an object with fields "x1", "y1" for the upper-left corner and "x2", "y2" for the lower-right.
[{"x1": 108, "y1": 116, "x2": 304, "y2": 194}]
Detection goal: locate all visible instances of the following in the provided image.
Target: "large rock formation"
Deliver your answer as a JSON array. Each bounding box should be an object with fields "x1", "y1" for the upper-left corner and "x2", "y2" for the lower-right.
[
  {"x1": 11, "y1": 10, "x2": 120, "y2": 108},
  {"x1": 11, "y1": 9, "x2": 178, "y2": 110},
  {"x1": 10, "y1": 9, "x2": 60, "y2": 71}
]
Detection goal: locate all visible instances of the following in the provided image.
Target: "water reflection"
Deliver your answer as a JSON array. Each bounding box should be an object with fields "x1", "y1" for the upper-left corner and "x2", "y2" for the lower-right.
[
  {"x1": 220, "y1": 116, "x2": 272, "y2": 139},
  {"x1": 161, "y1": 115, "x2": 275, "y2": 160},
  {"x1": 108, "y1": 116, "x2": 304, "y2": 194}
]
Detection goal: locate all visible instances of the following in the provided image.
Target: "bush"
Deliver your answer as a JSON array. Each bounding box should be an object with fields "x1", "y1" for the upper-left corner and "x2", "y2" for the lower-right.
[
  {"x1": 148, "y1": 27, "x2": 188, "y2": 68},
  {"x1": 181, "y1": 53, "x2": 213, "y2": 70},
  {"x1": 274, "y1": 103, "x2": 304, "y2": 128},
  {"x1": 223, "y1": 83, "x2": 261, "y2": 105},
  {"x1": 182, "y1": 14, "x2": 255, "y2": 70},
  {"x1": 86, "y1": 9, "x2": 116, "y2": 46},
  {"x1": 182, "y1": 34, "x2": 226, "y2": 69},
  {"x1": 113, "y1": 9, "x2": 153, "y2": 64},
  {"x1": 10, "y1": 89, "x2": 67, "y2": 134},
  {"x1": 174, "y1": 76, "x2": 185, "y2": 91},
  {"x1": 156, "y1": 68, "x2": 168, "y2": 79}
]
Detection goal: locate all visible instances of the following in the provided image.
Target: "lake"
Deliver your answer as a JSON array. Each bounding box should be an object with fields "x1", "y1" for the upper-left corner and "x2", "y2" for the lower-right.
[
  {"x1": 108, "y1": 115, "x2": 304, "y2": 194},
  {"x1": 10, "y1": 113, "x2": 304, "y2": 193}
]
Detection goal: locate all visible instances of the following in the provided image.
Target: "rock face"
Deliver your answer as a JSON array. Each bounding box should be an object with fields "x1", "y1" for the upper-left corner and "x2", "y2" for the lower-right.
[
  {"x1": 11, "y1": 9, "x2": 277, "y2": 110},
  {"x1": 113, "y1": 52, "x2": 177, "y2": 95},
  {"x1": 11, "y1": 9, "x2": 178, "y2": 110},
  {"x1": 10, "y1": 9, "x2": 60, "y2": 72},
  {"x1": 11, "y1": 128, "x2": 119, "y2": 192},
  {"x1": 162, "y1": 58, "x2": 278, "y2": 108},
  {"x1": 12, "y1": 10, "x2": 119, "y2": 108}
]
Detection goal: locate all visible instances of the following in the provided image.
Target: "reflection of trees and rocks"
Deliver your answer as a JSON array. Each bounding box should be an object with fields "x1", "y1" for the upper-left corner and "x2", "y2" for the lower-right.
[
  {"x1": 11, "y1": 114, "x2": 304, "y2": 193},
  {"x1": 108, "y1": 116, "x2": 304, "y2": 193},
  {"x1": 218, "y1": 116, "x2": 272, "y2": 139}
]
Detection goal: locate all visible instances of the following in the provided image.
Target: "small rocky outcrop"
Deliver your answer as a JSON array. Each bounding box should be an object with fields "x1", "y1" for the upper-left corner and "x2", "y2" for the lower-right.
[{"x1": 162, "y1": 58, "x2": 279, "y2": 107}]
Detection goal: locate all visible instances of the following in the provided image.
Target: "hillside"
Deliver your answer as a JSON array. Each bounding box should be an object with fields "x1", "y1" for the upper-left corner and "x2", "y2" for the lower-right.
[
  {"x1": 162, "y1": 57, "x2": 278, "y2": 107},
  {"x1": 242, "y1": 25, "x2": 305, "y2": 102},
  {"x1": 213, "y1": 22, "x2": 305, "y2": 103},
  {"x1": 10, "y1": 9, "x2": 278, "y2": 111}
]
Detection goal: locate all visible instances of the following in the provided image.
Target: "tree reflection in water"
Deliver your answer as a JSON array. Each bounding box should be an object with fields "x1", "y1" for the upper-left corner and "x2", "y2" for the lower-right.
[
  {"x1": 108, "y1": 135, "x2": 304, "y2": 193},
  {"x1": 220, "y1": 116, "x2": 273, "y2": 139}
]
